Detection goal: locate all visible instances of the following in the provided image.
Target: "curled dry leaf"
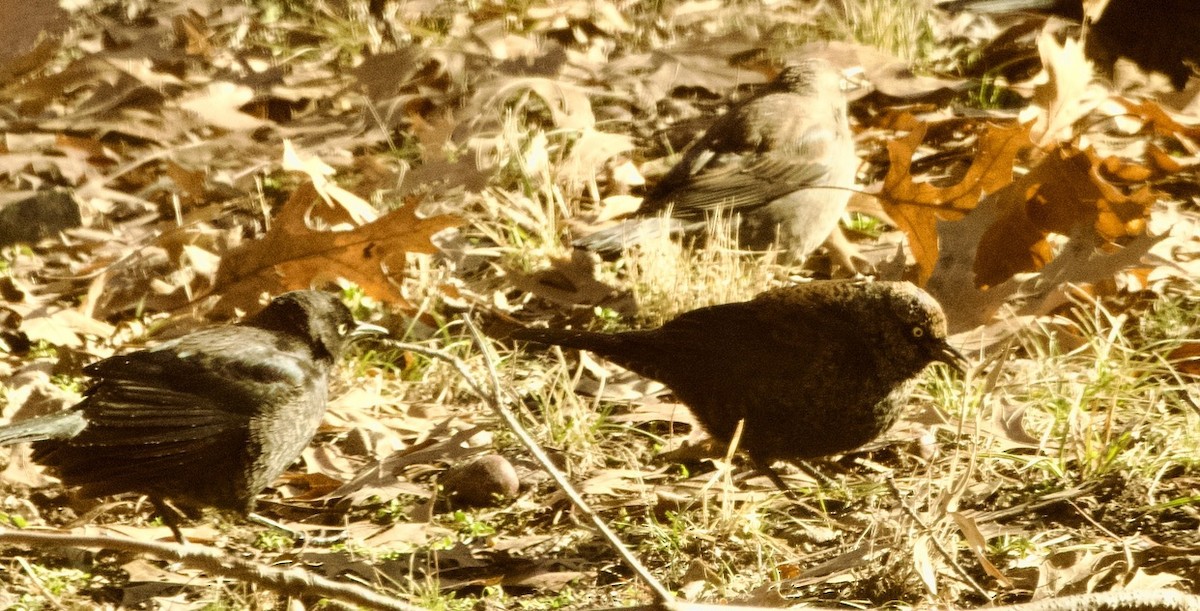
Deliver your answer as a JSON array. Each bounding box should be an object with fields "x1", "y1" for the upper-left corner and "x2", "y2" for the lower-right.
[
  {"x1": 559, "y1": 127, "x2": 635, "y2": 188},
  {"x1": 282, "y1": 140, "x2": 378, "y2": 224},
  {"x1": 1020, "y1": 26, "x2": 1107, "y2": 148},
  {"x1": 884, "y1": 116, "x2": 1166, "y2": 336},
  {"x1": 974, "y1": 145, "x2": 1157, "y2": 288},
  {"x1": 468, "y1": 76, "x2": 596, "y2": 131},
  {"x1": 178, "y1": 81, "x2": 265, "y2": 131},
  {"x1": 508, "y1": 248, "x2": 633, "y2": 313}
]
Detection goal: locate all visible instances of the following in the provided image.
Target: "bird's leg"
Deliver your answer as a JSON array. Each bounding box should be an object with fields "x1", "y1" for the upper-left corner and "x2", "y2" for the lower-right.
[
  {"x1": 751, "y1": 458, "x2": 859, "y2": 531},
  {"x1": 791, "y1": 459, "x2": 840, "y2": 489},
  {"x1": 150, "y1": 498, "x2": 189, "y2": 545},
  {"x1": 751, "y1": 458, "x2": 838, "y2": 517},
  {"x1": 751, "y1": 457, "x2": 803, "y2": 501},
  {"x1": 748, "y1": 457, "x2": 838, "y2": 495}
]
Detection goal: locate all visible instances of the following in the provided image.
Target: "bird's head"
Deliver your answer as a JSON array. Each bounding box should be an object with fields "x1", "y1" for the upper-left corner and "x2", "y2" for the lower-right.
[
  {"x1": 775, "y1": 58, "x2": 844, "y2": 98},
  {"x1": 881, "y1": 282, "x2": 967, "y2": 375},
  {"x1": 246, "y1": 291, "x2": 387, "y2": 362}
]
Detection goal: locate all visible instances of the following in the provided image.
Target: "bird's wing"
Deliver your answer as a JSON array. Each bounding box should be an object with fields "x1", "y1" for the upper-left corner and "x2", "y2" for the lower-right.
[
  {"x1": 748, "y1": 282, "x2": 870, "y2": 350},
  {"x1": 620, "y1": 299, "x2": 836, "y2": 402},
  {"x1": 642, "y1": 92, "x2": 849, "y2": 217},
  {"x1": 641, "y1": 109, "x2": 766, "y2": 212},
  {"x1": 654, "y1": 157, "x2": 833, "y2": 216},
  {"x1": 578, "y1": 158, "x2": 832, "y2": 249},
  {"x1": 82, "y1": 327, "x2": 313, "y2": 416},
  {"x1": 658, "y1": 283, "x2": 873, "y2": 352},
  {"x1": 571, "y1": 216, "x2": 695, "y2": 255}
]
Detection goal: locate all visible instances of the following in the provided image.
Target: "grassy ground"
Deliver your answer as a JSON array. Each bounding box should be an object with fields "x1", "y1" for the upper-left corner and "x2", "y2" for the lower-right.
[{"x1": 0, "y1": 0, "x2": 1198, "y2": 609}]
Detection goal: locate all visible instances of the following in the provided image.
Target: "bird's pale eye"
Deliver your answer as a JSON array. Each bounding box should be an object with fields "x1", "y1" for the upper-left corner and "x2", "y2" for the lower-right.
[
  {"x1": 338, "y1": 323, "x2": 350, "y2": 336},
  {"x1": 911, "y1": 326, "x2": 924, "y2": 338}
]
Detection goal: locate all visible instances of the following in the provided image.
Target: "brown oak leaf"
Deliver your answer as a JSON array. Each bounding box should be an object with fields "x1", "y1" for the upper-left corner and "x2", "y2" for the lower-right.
[
  {"x1": 974, "y1": 146, "x2": 1156, "y2": 288},
  {"x1": 208, "y1": 182, "x2": 461, "y2": 313},
  {"x1": 879, "y1": 121, "x2": 1032, "y2": 284}
]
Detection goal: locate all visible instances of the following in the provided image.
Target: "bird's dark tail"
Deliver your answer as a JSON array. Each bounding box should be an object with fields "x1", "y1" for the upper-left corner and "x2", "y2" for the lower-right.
[
  {"x1": 511, "y1": 326, "x2": 667, "y2": 381},
  {"x1": 510, "y1": 327, "x2": 631, "y2": 354},
  {"x1": 0, "y1": 411, "x2": 87, "y2": 446}
]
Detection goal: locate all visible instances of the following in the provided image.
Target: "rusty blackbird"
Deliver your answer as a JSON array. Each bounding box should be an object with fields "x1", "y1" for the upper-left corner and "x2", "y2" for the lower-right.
[
  {"x1": 512, "y1": 281, "x2": 966, "y2": 491},
  {"x1": 0, "y1": 290, "x2": 383, "y2": 540},
  {"x1": 579, "y1": 58, "x2": 858, "y2": 262},
  {"x1": 938, "y1": 0, "x2": 1200, "y2": 91}
]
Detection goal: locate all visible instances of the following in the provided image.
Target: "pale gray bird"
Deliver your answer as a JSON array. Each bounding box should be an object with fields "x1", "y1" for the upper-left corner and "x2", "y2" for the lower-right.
[{"x1": 579, "y1": 58, "x2": 858, "y2": 262}]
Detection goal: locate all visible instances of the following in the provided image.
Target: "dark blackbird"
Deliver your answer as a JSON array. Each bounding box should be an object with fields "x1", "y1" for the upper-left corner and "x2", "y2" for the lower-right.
[
  {"x1": 0, "y1": 290, "x2": 381, "y2": 540},
  {"x1": 579, "y1": 58, "x2": 857, "y2": 262},
  {"x1": 512, "y1": 281, "x2": 966, "y2": 489},
  {"x1": 938, "y1": 0, "x2": 1200, "y2": 90}
]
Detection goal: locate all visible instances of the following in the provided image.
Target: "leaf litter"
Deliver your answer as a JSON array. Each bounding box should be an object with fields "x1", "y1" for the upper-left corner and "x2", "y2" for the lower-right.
[{"x1": 0, "y1": 0, "x2": 1198, "y2": 609}]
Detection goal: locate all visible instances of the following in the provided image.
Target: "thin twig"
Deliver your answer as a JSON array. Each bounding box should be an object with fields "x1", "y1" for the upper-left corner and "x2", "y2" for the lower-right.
[
  {"x1": 0, "y1": 529, "x2": 421, "y2": 611},
  {"x1": 381, "y1": 318, "x2": 676, "y2": 604}
]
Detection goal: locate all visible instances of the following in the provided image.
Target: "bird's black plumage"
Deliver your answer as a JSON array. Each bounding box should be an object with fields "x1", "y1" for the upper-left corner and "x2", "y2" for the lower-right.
[{"x1": 0, "y1": 290, "x2": 375, "y2": 538}]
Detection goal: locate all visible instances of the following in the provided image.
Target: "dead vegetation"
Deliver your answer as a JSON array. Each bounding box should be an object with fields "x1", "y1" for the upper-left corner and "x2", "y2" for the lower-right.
[{"x1": 0, "y1": 0, "x2": 1198, "y2": 609}]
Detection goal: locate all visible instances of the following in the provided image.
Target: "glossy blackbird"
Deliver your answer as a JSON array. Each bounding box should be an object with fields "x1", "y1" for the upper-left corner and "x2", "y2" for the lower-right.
[
  {"x1": 579, "y1": 58, "x2": 858, "y2": 262},
  {"x1": 0, "y1": 290, "x2": 381, "y2": 540},
  {"x1": 512, "y1": 281, "x2": 966, "y2": 490}
]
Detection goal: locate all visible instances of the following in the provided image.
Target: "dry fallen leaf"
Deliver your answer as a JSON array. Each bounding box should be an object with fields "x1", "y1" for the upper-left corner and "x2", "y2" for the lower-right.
[
  {"x1": 877, "y1": 101, "x2": 1166, "y2": 336},
  {"x1": 178, "y1": 81, "x2": 266, "y2": 131},
  {"x1": 281, "y1": 139, "x2": 379, "y2": 224},
  {"x1": 399, "y1": 111, "x2": 491, "y2": 196},
  {"x1": 878, "y1": 121, "x2": 1031, "y2": 284},
  {"x1": 508, "y1": 248, "x2": 632, "y2": 312},
  {"x1": 208, "y1": 182, "x2": 461, "y2": 313},
  {"x1": 1167, "y1": 341, "x2": 1200, "y2": 376},
  {"x1": 468, "y1": 76, "x2": 596, "y2": 131},
  {"x1": 1020, "y1": 26, "x2": 1107, "y2": 147},
  {"x1": 974, "y1": 145, "x2": 1156, "y2": 288}
]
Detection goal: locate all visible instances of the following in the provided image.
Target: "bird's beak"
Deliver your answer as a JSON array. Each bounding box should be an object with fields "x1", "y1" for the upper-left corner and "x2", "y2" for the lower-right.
[
  {"x1": 350, "y1": 322, "x2": 389, "y2": 341},
  {"x1": 933, "y1": 341, "x2": 968, "y2": 375}
]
